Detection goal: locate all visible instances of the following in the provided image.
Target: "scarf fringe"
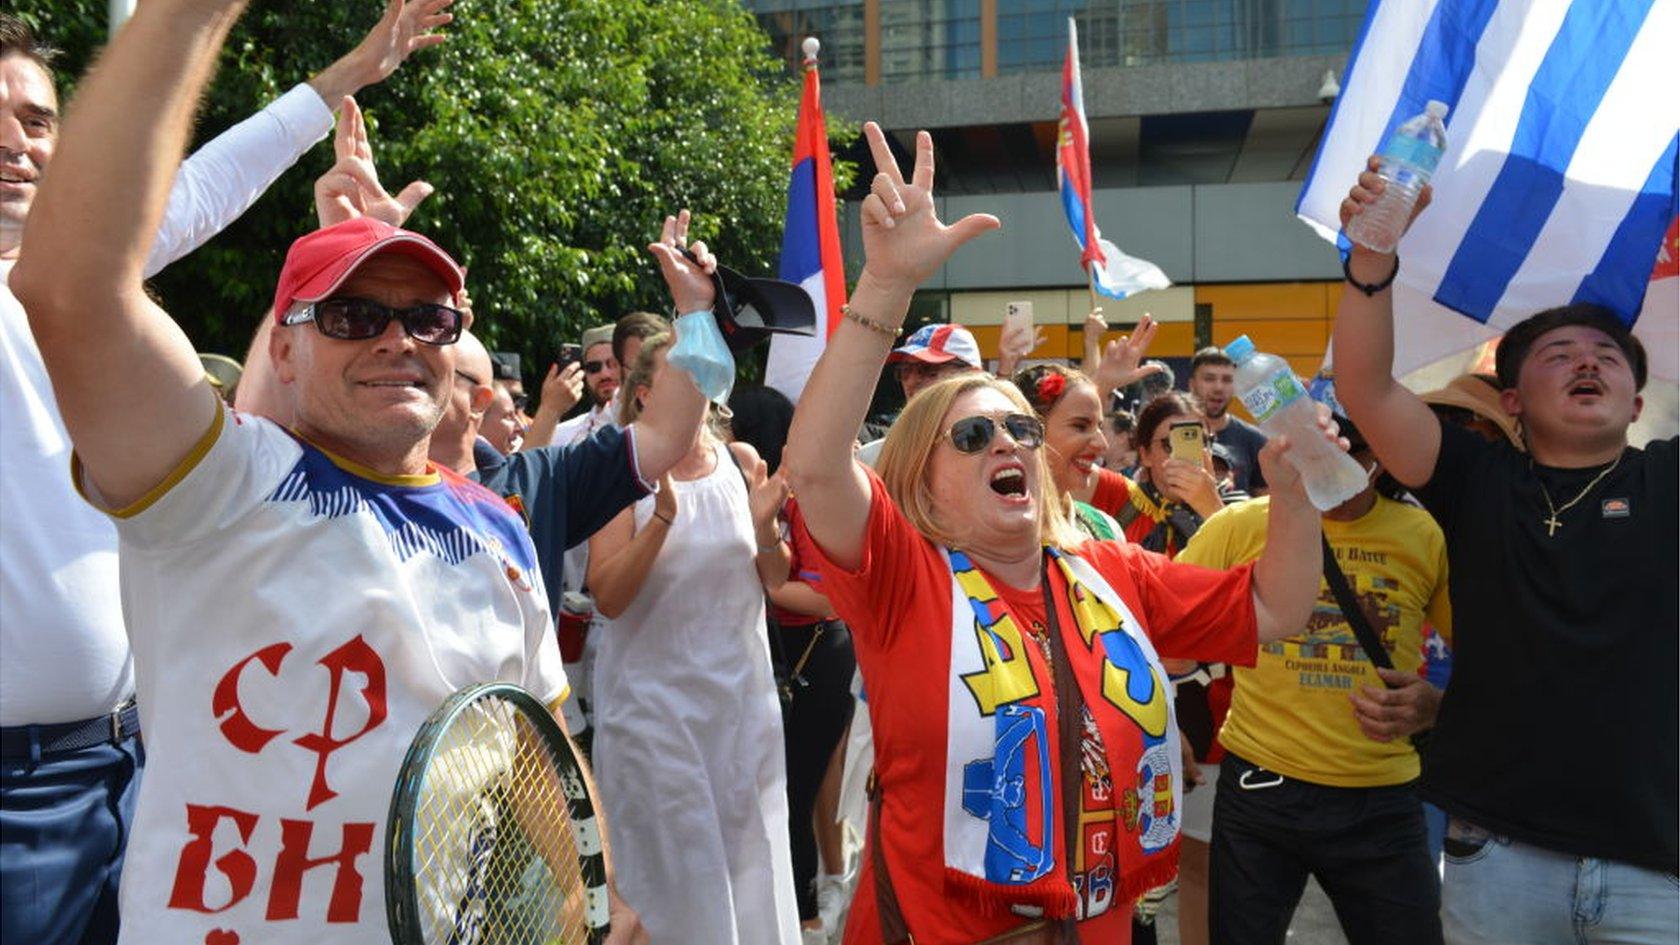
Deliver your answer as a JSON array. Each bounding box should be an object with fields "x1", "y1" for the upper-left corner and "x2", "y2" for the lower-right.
[
  {"x1": 941, "y1": 868, "x2": 1080, "y2": 920},
  {"x1": 1117, "y1": 838, "x2": 1181, "y2": 909}
]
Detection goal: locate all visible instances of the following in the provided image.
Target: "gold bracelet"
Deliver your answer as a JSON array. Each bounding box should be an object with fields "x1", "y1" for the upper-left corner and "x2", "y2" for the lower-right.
[{"x1": 842, "y1": 304, "x2": 902, "y2": 339}]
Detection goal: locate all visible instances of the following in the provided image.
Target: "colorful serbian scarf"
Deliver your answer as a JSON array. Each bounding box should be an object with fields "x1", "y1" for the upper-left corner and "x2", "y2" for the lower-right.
[{"x1": 942, "y1": 547, "x2": 1182, "y2": 920}]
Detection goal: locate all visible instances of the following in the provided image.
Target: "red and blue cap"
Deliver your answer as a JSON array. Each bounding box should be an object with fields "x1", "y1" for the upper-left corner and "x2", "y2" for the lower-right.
[
  {"x1": 271, "y1": 218, "x2": 464, "y2": 324},
  {"x1": 886, "y1": 323, "x2": 983, "y2": 369}
]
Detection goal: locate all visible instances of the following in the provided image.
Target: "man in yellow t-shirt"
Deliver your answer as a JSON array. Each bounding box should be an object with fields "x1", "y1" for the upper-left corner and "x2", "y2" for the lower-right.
[{"x1": 1178, "y1": 417, "x2": 1450, "y2": 945}]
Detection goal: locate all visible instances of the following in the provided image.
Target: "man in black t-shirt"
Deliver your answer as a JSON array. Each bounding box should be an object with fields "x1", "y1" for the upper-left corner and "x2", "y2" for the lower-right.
[
  {"x1": 1331, "y1": 163, "x2": 1677, "y2": 944},
  {"x1": 1188, "y1": 346, "x2": 1269, "y2": 494}
]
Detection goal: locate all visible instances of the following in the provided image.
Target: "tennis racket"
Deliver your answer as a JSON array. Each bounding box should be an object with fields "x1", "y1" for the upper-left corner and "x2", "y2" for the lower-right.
[{"x1": 386, "y1": 682, "x2": 609, "y2": 945}]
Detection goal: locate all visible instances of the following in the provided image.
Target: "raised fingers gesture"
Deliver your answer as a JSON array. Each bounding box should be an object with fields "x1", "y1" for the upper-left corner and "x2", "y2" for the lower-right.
[
  {"x1": 647, "y1": 210, "x2": 718, "y2": 315},
  {"x1": 858, "y1": 122, "x2": 1000, "y2": 291},
  {"x1": 314, "y1": 96, "x2": 433, "y2": 229}
]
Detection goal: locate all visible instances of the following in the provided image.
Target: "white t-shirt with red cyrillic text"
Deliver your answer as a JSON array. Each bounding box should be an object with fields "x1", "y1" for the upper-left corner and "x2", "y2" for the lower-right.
[{"x1": 82, "y1": 407, "x2": 564, "y2": 945}]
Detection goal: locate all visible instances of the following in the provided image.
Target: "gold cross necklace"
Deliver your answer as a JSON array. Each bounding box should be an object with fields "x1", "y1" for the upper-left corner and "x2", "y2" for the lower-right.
[{"x1": 1534, "y1": 452, "x2": 1622, "y2": 537}]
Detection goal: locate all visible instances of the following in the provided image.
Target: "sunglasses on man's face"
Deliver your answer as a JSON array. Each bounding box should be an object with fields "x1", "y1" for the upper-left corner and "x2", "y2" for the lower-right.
[
  {"x1": 943, "y1": 413, "x2": 1045, "y2": 454},
  {"x1": 583, "y1": 359, "x2": 613, "y2": 375},
  {"x1": 283, "y1": 297, "x2": 464, "y2": 346}
]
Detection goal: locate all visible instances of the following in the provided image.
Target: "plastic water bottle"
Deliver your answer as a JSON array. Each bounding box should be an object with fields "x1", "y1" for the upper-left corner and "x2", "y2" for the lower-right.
[
  {"x1": 1346, "y1": 100, "x2": 1449, "y2": 254},
  {"x1": 1225, "y1": 335, "x2": 1368, "y2": 511}
]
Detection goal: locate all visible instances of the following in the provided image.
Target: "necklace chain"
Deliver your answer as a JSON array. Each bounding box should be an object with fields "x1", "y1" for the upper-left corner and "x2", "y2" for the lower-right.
[{"x1": 1534, "y1": 453, "x2": 1622, "y2": 537}]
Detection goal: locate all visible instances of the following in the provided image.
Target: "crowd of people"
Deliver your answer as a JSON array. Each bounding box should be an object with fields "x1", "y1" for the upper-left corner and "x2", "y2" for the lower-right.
[{"x1": 1, "y1": 4, "x2": 1675, "y2": 945}]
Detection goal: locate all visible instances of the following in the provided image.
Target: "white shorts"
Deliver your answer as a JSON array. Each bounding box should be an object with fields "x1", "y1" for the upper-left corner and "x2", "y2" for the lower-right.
[{"x1": 1180, "y1": 760, "x2": 1223, "y2": 843}]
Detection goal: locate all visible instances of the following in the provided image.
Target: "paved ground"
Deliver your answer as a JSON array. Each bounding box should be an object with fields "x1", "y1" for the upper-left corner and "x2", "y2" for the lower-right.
[{"x1": 1152, "y1": 875, "x2": 1351, "y2": 945}]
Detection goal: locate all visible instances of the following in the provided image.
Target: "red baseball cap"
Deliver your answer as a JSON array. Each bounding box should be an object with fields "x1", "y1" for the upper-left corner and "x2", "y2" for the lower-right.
[{"x1": 270, "y1": 218, "x2": 464, "y2": 324}]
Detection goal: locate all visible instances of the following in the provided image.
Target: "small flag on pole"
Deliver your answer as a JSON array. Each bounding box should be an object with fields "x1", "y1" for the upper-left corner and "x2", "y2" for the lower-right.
[
  {"x1": 1295, "y1": 0, "x2": 1678, "y2": 379},
  {"x1": 766, "y1": 36, "x2": 848, "y2": 404},
  {"x1": 1057, "y1": 18, "x2": 1170, "y2": 301}
]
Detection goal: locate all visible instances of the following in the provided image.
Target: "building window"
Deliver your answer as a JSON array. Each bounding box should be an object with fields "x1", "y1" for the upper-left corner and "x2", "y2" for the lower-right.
[
  {"x1": 749, "y1": 0, "x2": 869, "y2": 84},
  {"x1": 879, "y1": 0, "x2": 984, "y2": 81}
]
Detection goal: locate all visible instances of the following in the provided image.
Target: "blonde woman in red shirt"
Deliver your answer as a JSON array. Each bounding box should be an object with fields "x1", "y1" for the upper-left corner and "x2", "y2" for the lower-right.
[{"x1": 782, "y1": 123, "x2": 1338, "y2": 945}]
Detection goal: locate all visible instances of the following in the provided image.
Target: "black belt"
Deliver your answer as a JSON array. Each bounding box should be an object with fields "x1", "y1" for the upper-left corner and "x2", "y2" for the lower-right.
[{"x1": 0, "y1": 701, "x2": 141, "y2": 760}]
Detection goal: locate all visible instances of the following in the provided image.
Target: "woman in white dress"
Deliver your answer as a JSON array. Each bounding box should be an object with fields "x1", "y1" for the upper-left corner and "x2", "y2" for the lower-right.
[{"x1": 588, "y1": 332, "x2": 801, "y2": 945}]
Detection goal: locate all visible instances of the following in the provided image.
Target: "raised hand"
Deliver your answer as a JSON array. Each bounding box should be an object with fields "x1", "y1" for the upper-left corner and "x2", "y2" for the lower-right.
[
  {"x1": 308, "y1": 0, "x2": 454, "y2": 104},
  {"x1": 540, "y1": 361, "x2": 584, "y2": 416},
  {"x1": 1093, "y1": 312, "x2": 1165, "y2": 396},
  {"x1": 996, "y1": 320, "x2": 1047, "y2": 377},
  {"x1": 1159, "y1": 457, "x2": 1222, "y2": 518},
  {"x1": 1339, "y1": 154, "x2": 1432, "y2": 241},
  {"x1": 858, "y1": 122, "x2": 1000, "y2": 292},
  {"x1": 646, "y1": 210, "x2": 717, "y2": 315},
  {"x1": 1255, "y1": 402, "x2": 1348, "y2": 502},
  {"x1": 348, "y1": 0, "x2": 454, "y2": 88},
  {"x1": 314, "y1": 96, "x2": 433, "y2": 229}
]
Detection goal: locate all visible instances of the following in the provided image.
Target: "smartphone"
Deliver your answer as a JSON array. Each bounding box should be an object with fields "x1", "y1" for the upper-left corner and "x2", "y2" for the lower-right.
[
  {"x1": 1004, "y1": 301, "x2": 1034, "y2": 341},
  {"x1": 1168, "y1": 421, "x2": 1207, "y2": 464},
  {"x1": 555, "y1": 343, "x2": 582, "y2": 368}
]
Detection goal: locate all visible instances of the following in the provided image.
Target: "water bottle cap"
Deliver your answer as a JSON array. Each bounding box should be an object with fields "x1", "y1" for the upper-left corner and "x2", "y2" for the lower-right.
[
  {"x1": 1224, "y1": 334, "x2": 1256, "y2": 362},
  {"x1": 1425, "y1": 100, "x2": 1448, "y2": 118}
]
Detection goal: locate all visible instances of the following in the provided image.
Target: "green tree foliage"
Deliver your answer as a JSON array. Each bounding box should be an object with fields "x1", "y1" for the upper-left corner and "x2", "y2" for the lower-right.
[{"x1": 24, "y1": 0, "x2": 854, "y2": 379}]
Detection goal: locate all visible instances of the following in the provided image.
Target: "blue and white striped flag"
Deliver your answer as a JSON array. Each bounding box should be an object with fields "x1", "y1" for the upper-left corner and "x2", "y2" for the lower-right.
[{"x1": 1297, "y1": 0, "x2": 1679, "y2": 379}]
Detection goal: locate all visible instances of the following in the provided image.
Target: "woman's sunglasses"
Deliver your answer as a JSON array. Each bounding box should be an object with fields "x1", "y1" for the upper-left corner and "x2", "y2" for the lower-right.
[
  {"x1": 943, "y1": 413, "x2": 1045, "y2": 454},
  {"x1": 283, "y1": 297, "x2": 465, "y2": 346}
]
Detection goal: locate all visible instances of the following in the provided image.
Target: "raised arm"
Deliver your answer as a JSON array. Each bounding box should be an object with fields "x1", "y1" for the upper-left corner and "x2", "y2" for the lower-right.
[
  {"x1": 144, "y1": 0, "x2": 451, "y2": 277},
  {"x1": 1248, "y1": 418, "x2": 1339, "y2": 643},
  {"x1": 625, "y1": 211, "x2": 710, "y2": 481},
  {"x1": 11, "y1": 0, "x2": 248, "y2": 510},
  {"x1": 783, "y1": 123, "x2": 999, "y2": 569},
  {"x1": 1329, "y1": 156, "x2": 1442, "y2": 488}
]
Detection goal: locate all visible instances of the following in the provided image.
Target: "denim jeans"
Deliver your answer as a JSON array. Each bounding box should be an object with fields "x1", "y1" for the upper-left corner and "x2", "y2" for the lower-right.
[{"x1": 1442, "y1": 818, "x2": 1680, "y2": 945}]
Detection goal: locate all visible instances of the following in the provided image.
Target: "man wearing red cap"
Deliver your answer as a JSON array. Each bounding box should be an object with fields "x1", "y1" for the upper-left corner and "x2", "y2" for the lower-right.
[
  {"x1": 0, "y1": 6, "x2": 458, "y2": 944},
  {"x1": 9, "y1": 0, "x2": 683, "y2": 940}
]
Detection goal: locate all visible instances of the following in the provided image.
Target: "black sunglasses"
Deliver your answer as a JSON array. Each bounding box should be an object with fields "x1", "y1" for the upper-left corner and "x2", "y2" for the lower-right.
[
  {"x1": 943, "y1": 413, "x2": 1044, "y2": 454},
  {"x1": 283, "y1": 297, "x2": 464, "y2": 346},
  {"x1": 583, "y1": 359, "x2": 612, "y2": 374}
]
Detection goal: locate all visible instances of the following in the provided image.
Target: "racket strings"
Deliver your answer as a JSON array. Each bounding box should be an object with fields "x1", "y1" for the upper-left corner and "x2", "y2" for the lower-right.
[{"x1": 411, "y1": 698, "x2": 591, "y2": 944}]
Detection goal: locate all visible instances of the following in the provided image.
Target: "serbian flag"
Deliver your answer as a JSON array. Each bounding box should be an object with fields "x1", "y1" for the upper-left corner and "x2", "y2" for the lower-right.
[
  {"x1": 766, "y1": 38, "x2": 848, "y2": 403},
  {"x1": 1057, "y1": 18, "x2": 1169, "y2": 301}
]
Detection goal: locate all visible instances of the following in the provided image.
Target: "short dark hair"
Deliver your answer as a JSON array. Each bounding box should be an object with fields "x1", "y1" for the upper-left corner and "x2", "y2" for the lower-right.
[
  {"x1": 612, "y1": 311, "x2": 668, "y2": 368},
  {"x1": 1494, "y1": 302, "x2": 1647, "y2": 391},
  {"x1": 1190, "y1": 346, "x2": 1234, "y2": 375},
  {"x1": 0, "y1": 15, "x2": 59, "y2": 73},
  {"x1": 726, "y1": 385, "x2": 796, "y2": 475}
]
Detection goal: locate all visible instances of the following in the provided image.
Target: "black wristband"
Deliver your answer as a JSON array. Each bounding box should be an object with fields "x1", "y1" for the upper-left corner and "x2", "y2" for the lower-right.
[{"x1": 1343, "y1": 253, "x2": 1399, "y2": 296}]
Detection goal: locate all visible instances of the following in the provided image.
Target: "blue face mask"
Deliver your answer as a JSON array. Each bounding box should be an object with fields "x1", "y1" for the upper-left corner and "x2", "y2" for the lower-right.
[{"x1": 667, "y1": 309, "x2": 737, "y2": 406}]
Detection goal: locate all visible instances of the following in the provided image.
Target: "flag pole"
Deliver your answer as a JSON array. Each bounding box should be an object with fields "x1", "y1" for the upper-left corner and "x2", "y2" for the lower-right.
[{"x1": 1084, "y1": 265, "x2": 1099, "y2": 363}]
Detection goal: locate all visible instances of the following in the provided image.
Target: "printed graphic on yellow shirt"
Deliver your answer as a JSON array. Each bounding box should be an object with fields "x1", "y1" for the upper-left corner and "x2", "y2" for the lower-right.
[{"x1": 1268, "y1": 564, "x2": 1403, "y2": 689}]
